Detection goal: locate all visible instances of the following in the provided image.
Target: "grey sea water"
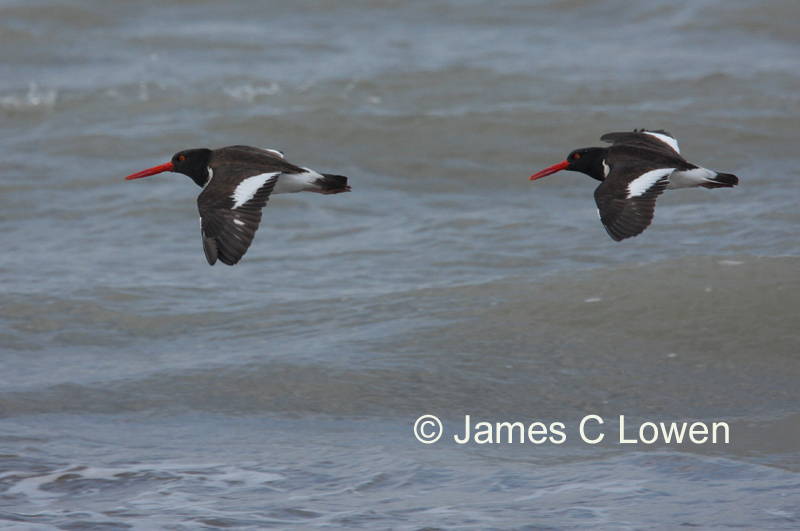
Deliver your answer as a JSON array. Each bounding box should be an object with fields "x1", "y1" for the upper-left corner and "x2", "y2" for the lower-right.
[{"x1": 1, "y1": 0, "x2": 799, "y2": 529}]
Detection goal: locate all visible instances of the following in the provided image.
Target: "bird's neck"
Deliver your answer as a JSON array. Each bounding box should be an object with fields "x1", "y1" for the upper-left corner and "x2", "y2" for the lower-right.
[
  {"x1": 583, "y1": 165, "x2": 606, "y2": 182},
  {"x1": 180, "y1": 150, "x2": 213, "y2": 188},
  {"x1": 191, "y1": 168, "x2": 212, "y2": 189},
  {"x1": 578, "y1": 148, "x2": 608, "y2": 182}
]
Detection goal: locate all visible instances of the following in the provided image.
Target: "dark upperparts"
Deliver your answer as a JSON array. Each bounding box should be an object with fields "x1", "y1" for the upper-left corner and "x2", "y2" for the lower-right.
[
  {"x1": 125, "y1": 146, "x2": 307, "y2": 189},
  {"x1": 207, "y1": 145, "x2": 306, "y2": 178},
  {"x1": 530, "y1": 143, "x2": 698, "y2": 184}
]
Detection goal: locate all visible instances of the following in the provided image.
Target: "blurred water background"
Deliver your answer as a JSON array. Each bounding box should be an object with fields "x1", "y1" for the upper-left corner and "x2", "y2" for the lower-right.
[{"x1": 1, "y1": 0, "x2": 799, "y2": 529}]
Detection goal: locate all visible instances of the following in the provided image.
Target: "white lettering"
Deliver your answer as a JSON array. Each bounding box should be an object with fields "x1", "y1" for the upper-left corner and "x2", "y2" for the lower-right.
[
  {"x1": 689, "y1": 422, "x2": 708, "y2": 444},
  {"x1": 639, "y1": 422, "x2": 658, "y2": 444},
  {"x1": 454, "y1": 415, "x2": 471, "y2": 444},
  {"x1": 580, "y1": 415, "x2": 604, "y2": 444},
  {"x1": 619, "y1": 415, "x2": 637, "y2": 444},
  {"x1": 660, "y1": 422, "x2": 687, "y2": 443},
  {"x1": 712, "y1": 422, "x2": 729, "y2": 444}
]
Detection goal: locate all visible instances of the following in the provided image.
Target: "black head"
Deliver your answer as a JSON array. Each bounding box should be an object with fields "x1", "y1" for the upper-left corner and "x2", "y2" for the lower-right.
[
  {"x1": 530, "y1": 146, "x2": 607, "y2": 182},
  {"x1": 125, "y1": 148, "x2": 213, "y2": 188},
  {"x1": 170, "y1": 149, "x2": 213, "y2": 187}
]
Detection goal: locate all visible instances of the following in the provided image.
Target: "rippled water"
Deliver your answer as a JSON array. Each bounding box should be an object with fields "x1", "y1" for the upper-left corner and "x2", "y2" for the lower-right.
[{"x1": 2, "y1": 1, "x2": 800, "y2": 529}]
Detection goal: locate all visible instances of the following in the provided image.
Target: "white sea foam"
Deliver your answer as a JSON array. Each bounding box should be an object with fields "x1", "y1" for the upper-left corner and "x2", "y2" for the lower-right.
[
  {"x1": 0, "y1": 83, "x2": 57, "y2": 110},
  {"x1": 224, "y1": 83, "x2": 280, "y2": 103}
]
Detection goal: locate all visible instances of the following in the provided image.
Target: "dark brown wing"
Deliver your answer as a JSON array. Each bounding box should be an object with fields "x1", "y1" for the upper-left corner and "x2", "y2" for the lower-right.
[
  {"x1": 214, "y1": 145, "x2": 304, "y2": 173},
  {"x1": 600, "y1": 129, "x2": 680, "y2": 155},
  {"x1": 593, "y1": 167, "x2": 672, "y2": 241},
  {"x1": 197, "y1": 170, "x2": 279, "y2": 266}
]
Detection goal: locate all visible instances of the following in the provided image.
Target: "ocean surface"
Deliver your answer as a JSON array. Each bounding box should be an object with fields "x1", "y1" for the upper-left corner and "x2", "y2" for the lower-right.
[{"x1": 2, "y1": 0, "x2": 799, "y2": 529}]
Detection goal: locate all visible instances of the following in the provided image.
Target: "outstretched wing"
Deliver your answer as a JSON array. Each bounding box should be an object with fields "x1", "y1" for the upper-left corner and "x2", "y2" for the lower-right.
[
  {"x1": 600, "y1": 129, "x2": 680, "y2": 155},
  {"x1": 593, "y1": 167, "x2": 673, "y2": 241},
  {"x1": 197, "y1": 170, "x2": 279, "y2": 266}
]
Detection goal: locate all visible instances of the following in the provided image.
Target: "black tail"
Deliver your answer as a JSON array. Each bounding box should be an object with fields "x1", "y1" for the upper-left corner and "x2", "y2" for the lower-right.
[
  {"x1": 313, "y1": 173, "x2": 351, "y2": 194},
  {"x1": 701, "y1": 172, "x2": 738, "y2": 189}
]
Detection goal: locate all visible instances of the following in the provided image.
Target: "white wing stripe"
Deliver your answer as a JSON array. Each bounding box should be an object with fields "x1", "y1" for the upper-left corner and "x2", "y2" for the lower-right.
[
  {"x1": 264, "y1": 148, "x2": 284, "y2": 158},
  {"x1": 627, "y1": 168, "x2": 673, "y2": 198},
  {"x1": 231, "y1": 172, "x2": 279, "y2": 209},
  {"x1": 644, "y1": 131, "x2": 680, "y2": 154}
]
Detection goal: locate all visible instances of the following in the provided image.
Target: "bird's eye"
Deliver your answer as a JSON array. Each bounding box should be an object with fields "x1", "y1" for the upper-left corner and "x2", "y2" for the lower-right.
[
  {"x1": 573, "y1": 153, "x2": 581, "y2": 159},
  {"x1": 178, "y1": 155, "x2": 185, "y2": 161}
]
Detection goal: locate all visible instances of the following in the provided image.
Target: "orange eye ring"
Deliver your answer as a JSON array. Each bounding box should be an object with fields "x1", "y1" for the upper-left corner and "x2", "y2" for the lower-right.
[
  {"x1": 178, "y1": 155, "x2": 185, "y2": 161},
  {"x1": 573, "y1": 153, "x2": 581, "y2": 159}
]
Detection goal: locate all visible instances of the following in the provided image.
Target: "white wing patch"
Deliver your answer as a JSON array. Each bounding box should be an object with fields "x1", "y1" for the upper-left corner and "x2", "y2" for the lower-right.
[
  {"x1": 204, "y1": 167, "x2": 214, "y2": 188},
  {"x1": 627, "y1": 168, "x2": 673, "y2": 198},
  {"x1": 602, "y1": 160, "x2": 610, "y2": 178},
  {"x1": 231, "y1": 172, "x2": 279, "y2": 209},
  {"x1": 264, "y1": 148, "x2": 284, "y2": 158},
  {"x1": 644, "y1": 131, "x2": 680, "y2": 154}
]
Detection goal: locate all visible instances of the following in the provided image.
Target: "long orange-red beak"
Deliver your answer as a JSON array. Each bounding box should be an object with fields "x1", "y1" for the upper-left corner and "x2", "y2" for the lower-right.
[
  {"x1": 530, "y1": 160, "x2": 569, "y2": 180},
  {"x1": 125, "y1": 162, "x2": 175, "y2": 180}
]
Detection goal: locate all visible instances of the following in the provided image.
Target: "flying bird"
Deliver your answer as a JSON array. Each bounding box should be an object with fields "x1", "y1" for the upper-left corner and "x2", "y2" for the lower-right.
[
  {"x1": 529, "y1": 129, "x2": 738, "y2": 241},
  {"x1": 125, "y1": 145, "x2": 350, "y2": 265}
]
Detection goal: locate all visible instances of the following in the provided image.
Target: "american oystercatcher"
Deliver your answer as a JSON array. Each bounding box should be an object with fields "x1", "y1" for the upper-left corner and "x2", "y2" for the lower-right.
[
  {"x1": 125, "y1": 145, "x2": 350, "y2": 266},
  {"x1": 529, "y1": 129, "x2": 738, "y2": 241}
]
